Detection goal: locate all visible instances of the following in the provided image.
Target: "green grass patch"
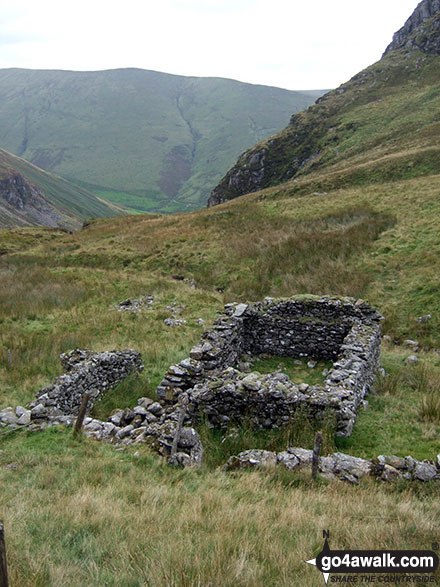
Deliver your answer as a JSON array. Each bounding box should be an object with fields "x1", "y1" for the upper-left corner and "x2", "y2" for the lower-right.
[
  {"x1": 249, "y1": 355, "x2": 332, "y2": 386},
  {"x1": 336, "y1": 350, "x2": 440, "y2": 460},
  {"x1": 199, "y1": 408, "x2": 336, "y2": 469},
  {"x1": 90, "y1": 372, "x2": 154, "y2": 420},
  {"x1": 92, "y1": 189, "x2": 163, "y2": 213}
]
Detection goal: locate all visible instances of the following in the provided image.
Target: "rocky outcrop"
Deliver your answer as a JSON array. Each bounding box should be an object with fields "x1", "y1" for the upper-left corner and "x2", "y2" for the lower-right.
[
  {"x1": 384, "y1": 0, "x2": 440, "y2": 56},
  {"x1": 0, "y1": 172, "x2": 39, "y2": 210},
  {"x1": 207, "y1": 118, "x2": 323, "y2": 207},
  {"x1": 0, "y1": 170, "x2": 73, "y2": 228},
  {"x1": 207, "y1": 147, "x2": 269, "y2": 206},
  {"x1": 223, "y1": 448, "x2": 440, "y2": 484},
  {"x1": 207, "y1": 1, "x2": 440, "y2": 207}
]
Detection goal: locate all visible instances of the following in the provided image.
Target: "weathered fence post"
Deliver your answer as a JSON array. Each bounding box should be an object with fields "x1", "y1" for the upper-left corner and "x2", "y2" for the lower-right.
[
  {"x1": 73, "y1": 392, "x2": 90, "y2": 436},
  {"x1": 312, "y1": 430, "x2": 323, "y2": 481},
  {"x1": 6, "y1": 350, "x2": 12, "y2": 370},
  {"x1": 0, "y1": 520, "x2": 8, "y2": 587},
  {"x1": 169, "y1": 395, "x2": 189, "y2": 463}
]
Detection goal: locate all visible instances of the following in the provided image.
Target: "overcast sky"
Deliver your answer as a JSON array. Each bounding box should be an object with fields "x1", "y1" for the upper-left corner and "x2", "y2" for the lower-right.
[{"x1": 0, "y1": 0, "x2": 419, "y2": 90}]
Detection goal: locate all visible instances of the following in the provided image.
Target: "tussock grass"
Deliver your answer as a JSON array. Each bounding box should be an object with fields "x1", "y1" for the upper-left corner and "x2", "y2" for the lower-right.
[
  {"x1": 419, "y1": 392, "x2": 440, "y2": 424},
  {"x1": 225, "y1": 206, "x2": 395, "y2": 299},
  {"x1": 1, "y1": 428, "x2": 439, "y2": 586},
  {"x1": 405, "y1": 363, "x2": 440, "y2": 424},
  {"x1": 0, "y1": 263, "x2": 220, "y2": 407}
]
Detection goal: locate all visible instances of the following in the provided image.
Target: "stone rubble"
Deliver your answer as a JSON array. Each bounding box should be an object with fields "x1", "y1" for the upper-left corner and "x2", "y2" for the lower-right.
[
  {"x1": 416, "y1": 314, "x2": 432, "y2": 323},
  {"x1": 222, "y1": 448, "x2": 440, "y2": 484},
  {"x1": 405, "y1": 355, "x2": 419, "y2": 365},
  {"x1": 166, "y1": 302, "x2": 186, "y2": 314},
  {"x1": 115, "y1": 295, "x2": 154, "y2": 312},
  {"x1": 164, "y1": 318, "x2": 187, "y2": 327}
]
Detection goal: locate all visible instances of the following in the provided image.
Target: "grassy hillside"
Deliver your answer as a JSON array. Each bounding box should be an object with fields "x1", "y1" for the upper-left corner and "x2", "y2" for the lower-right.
[
  {"x1": 209, "y1": 49, "x2": 440, "y2": 204},
  {"x1": 1, "y1": 159, "x2": 440, "y2": 582},
  {"x1": 0, "y1": 68, "x2": 324, "y2": 213},
  {"x1": 0, "y1": 147, "x2": 125, "y2": 228},
  {"x1": 1, "y1": 5, "x2": 440, "y2": 584}
]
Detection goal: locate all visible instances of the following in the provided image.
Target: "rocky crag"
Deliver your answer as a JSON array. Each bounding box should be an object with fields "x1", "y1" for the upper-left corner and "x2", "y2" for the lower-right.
[
  {"x1": 207, "y1": 0, "x2": 440, "y2": 207},
  {"x1": 384, "y1": 0, "x2": 440, "y2": 55},
  {"x1": 0, "y1": 170, "x2": 73, "y2": 228}
]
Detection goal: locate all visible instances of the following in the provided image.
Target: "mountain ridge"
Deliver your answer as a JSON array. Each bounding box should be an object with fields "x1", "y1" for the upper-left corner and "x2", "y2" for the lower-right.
[
  {"x1": 0, "y1": 68, "x2": 325, "y2": 213},
  {"x1": 0, "y1": 146, "x2": 125, "y2": 228}
]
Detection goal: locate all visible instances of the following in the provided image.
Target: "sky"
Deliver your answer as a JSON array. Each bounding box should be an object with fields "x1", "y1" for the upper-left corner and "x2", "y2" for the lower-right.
[{"x1": 0, "y1": 0, "x2": 420, "y2": 90}]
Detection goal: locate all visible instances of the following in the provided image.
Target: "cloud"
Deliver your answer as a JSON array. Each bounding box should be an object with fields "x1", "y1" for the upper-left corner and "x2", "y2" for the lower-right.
[{"x1": 0, "y1": 0, "x2": 420, "y2": 89}]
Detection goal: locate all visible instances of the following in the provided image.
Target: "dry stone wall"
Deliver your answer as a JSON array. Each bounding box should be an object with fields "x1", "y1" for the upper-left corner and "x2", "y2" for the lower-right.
[
  {"x1": 29, "y1": 348, "x2": 143, "y2": 417},
  {"x1": 1, "y1": 298, "x2": 439, "y2": 480},
  {"x1": 0, "y1": 348, "x2": 203, "y2": 467},
  {"x1": 158, "y1": 296, "x2": 383, "y2": 436},
  {"x1": 223, "y1": 448, "x2": 440, "y2": 484}
]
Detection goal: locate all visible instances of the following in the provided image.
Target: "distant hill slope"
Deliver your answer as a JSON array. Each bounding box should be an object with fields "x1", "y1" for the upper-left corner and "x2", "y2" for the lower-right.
[
  {"x1": 208, "y1": 0, "x2": 440, "y2": 206},
  {"x1": 0, "y1": 68, "x2": 324, "y2": 213},
  {"x1": 0, "y1": 147, "x2": 124, "y2": 229}
]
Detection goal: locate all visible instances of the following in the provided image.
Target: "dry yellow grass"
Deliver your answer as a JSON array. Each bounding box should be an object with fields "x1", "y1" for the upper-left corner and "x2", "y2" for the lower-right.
[{"x1": 1, "y1": 429, "x2": 438, "y2": 586}]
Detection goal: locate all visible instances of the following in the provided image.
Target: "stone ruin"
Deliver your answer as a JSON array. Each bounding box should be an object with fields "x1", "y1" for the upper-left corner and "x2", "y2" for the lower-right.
[
  {"x1": 30, "y1": 348, "x2": 144, "y2": 417},
  {"x1": 158, "y1": 295, "x2": 383, "y2": 437},
  {"x1": 0, "y1": 348, "x2": 203, "y2": 467},
  {"x1": 1, "y1": 295, "x2": 439, "y2": 482}
]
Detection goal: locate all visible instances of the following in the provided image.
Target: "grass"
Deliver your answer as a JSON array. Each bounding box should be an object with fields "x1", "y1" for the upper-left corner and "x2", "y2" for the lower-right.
[
  {"x1": 248, "y1": 355, "x2": 332, "y2": 387},
  {"x1": 405, "y1": 363, "x2": 440, "y2": 424},
  {"x1": 0, "y1": 69, "x2": 321, "y2": 212},
  {"x1": 1, "y1": 427, "x2": 439, "y2": 586},
  {"x1": 1, "y1": 195, "x2": 439, "y2": 584},
  {"x1": 336, "y1": 348, "x2": 440, "y2": 460},
  {"x1": 1, "y1": 197, "x2": 440, "y2": 585},
  {"x1": 199, "y1": 408, "x2": 337, "y2": 470},
  {"x1": 91, "y1": 189, "x2": 166, "y2": 214},
  {"x1": 0, "y1": 264, "x2": 220, "y2": 408}
]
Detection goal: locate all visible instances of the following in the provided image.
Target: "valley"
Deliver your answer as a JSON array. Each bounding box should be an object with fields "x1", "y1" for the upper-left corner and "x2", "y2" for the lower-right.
[{"x1": 1, "y1": 0, "x2": 440, "y2": 584}]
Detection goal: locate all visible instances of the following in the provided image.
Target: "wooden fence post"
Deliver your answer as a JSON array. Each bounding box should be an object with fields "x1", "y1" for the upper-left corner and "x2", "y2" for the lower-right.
[
  {"x1": 73, "y1": 392, "x2": 90, "y2": 436},
  {"x1": 0, "y1": 520, "x2": 8, "y2": 587},
  {"x1": 312, "y1": 431, "x2": 323, "y2": 481}
]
